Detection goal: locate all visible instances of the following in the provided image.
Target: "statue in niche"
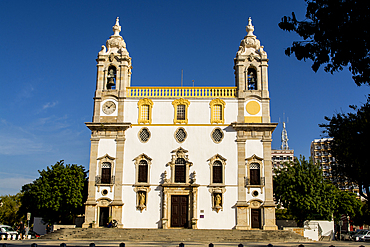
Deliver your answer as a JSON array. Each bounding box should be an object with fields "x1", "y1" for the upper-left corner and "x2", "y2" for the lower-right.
[
  {"x1": 107, "y1": 68, "x2": 116, "y2": 89},
  {"x1": 139, "y1": 192, "x2": 146, "y2": 206},
  {"x1": 247, "y1": 70, "x2": 257, "y2": 90},
  {"x1": 215, "y1": 194, "x2": 222, "y2": 207}
]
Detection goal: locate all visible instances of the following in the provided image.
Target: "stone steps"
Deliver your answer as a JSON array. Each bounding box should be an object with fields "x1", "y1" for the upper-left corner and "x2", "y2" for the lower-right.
[{"x1": 41, "y1": 228, "x2": 308, "y2": 242}]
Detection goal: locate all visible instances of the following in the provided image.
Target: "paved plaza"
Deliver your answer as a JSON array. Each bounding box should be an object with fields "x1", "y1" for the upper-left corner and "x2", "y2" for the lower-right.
[{"x1": 0, "y1": 240, "x2": 370, "y2": 247}]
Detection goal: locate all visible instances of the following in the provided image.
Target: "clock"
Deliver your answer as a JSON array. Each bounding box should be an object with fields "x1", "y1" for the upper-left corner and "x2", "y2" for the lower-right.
[{"x1": 102, "y1": 101, "x2": 116, "y2": 115}]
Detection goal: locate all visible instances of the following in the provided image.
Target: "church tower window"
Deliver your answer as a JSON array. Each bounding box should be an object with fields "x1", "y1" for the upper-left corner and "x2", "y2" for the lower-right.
[
  {"x1": 247, "y1": 67, "x2": 257, "y2": 90},
  {"x1": 250, "y1": 163, "x2": 261, "y2": 185},
  {"x1": 106, "y1": 65, "x2": 117, "y2": 90},
  {"x1": 101, "y1": 162, "x2": 112, "y2": 184}
]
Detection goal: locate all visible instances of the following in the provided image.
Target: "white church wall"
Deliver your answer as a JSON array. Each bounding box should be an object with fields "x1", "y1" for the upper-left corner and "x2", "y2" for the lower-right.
[{"x1": 197, "y1": 186, "x2": 237, "y2": 229}]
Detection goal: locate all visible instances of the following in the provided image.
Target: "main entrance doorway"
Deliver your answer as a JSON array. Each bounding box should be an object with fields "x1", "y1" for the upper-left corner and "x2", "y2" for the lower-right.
[
  {"x1": 251, "y1": 209, "x2": 261, "y2": 229},
  {"x1": 99, "y1": 207, "x2": 109, "y2": 227},
  {"x1": 171, "y1": 195, "x2": 188, "y2": 227}
]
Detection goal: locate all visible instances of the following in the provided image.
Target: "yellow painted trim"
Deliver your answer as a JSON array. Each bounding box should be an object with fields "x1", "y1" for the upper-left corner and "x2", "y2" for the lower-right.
[
  {"x1": 131, "y1": 124, "x2": 229, "y2": 127},
  {"x1": 244, "y1": 116, "x2": 262, "y2": 123},
  {"x1": 137, "y1": 98, "x2": 153, "y2": 124},
  {"x1": 172, "y1": 98, "x2": 190, "y2": 124},
  {"x1": 127, "y1": 87, "x2": 237, "y2": 98},
  {"x1": 209, "y1": 98, "x2": 225, "y2": 124},
  {"x1": 246, "y1": 101, "x2": 260, "y2": 115}
]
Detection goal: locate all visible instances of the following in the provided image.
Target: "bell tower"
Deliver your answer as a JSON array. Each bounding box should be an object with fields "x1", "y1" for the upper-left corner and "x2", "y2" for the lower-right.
[
  {"x1": 234, "y1": 17, "x2": 270, "y2": 124},
  {"x1": 83, "y1": 18, "x2": 132, "y2": 228},
  {"x1": 92, "y1": 17, "x2": 132, "y2": 123},
  {"x1": 232, "y1": 18, "x2": 277, "y2": 230}
]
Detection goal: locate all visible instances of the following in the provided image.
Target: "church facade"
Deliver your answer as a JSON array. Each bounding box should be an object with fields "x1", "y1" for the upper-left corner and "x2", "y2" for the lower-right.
[{"x1": 82, "y1": 18, "x2": 277, "y2": 230}]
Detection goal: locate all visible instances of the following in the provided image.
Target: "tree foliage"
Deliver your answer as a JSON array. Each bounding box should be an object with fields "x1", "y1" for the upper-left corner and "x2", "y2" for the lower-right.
[
  {"x1": 274, "y1": 156, "x2": 337, "y2": 226},
  {"x1": 0, "y1": 193, "x2": 22, "y2": 226},
  {"x1": 19, "y1": 160, "x2": 88, "y2": 224},
  {"x1": 320, "y1": 96, "x2": 370, "y2": 205},
  {"x1": 279, "y1": 0, "x2": 370, "y2": 86},
  {"x1": 273, "y1": 156, "x2": 362, "y2": 227}
]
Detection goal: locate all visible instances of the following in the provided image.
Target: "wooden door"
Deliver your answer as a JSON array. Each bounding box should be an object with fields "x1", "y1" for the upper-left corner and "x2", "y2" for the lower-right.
[
  {"x1": 251, "y1": 209, "x2": 261, "y2": 229},
  {"x1": 99, "y1": 207, "x2": 109, "y2": 227},
  {"x1": 171, "y1": 195, "x2": 188, "y2": 227}
]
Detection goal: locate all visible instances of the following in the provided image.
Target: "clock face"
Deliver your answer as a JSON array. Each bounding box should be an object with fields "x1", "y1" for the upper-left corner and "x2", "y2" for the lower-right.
[{"x1": 102, "y1": 101, "x2": 116, "y2": 115}]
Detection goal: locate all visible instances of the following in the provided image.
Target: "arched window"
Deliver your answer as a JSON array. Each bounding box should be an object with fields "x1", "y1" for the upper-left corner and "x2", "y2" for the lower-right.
[
  {"x1": 212, "y1": 160, "x2": 223, "y2": 184},
  {"x1": 138, "y1": 160, "x2": 148, "y2": 183},
  {"x1": 141, "y1": 105, "x2": 150, "y2": 121},
  {"x1": 177, "y1": 104, "x2": 186, "y2": 120},
  {"x1": 133, "y1": 153, "x2": 152, "y2": 185},
  {"x1": 213, "y1": 105, "x2": 222, "y2": 121},
  {"x1": 209, "y1": 99, "x2": 225, "y2": 124},
  {"x1": 101, "y1": 162, "x2": 112, "y2": 184},
  {"x1": 247, "y1": 67, "x2": 257, "y2": 90},
  {"x1": 250, "y1": 163, "x2": 260, "y2": 185},
  {"x1": 175, "y1": 158, "x2": 186, "y2": 183},
  {"x1": 137, "y1": 98, "x2": 153, "y2": 124},
  {"x1": 172, "y1": 99, "x2": 190, "y2": 124},
  {"x1": 107, "y1": 66, "x2": 117, "y2": 90}
]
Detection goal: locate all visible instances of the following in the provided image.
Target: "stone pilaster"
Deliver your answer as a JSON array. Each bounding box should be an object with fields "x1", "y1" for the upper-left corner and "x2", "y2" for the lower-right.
[
  {"x1": 111, "y1": 134, "x2": 125, "y2": 228},
  {"x1": 82, "y1": 137, "x2": 99, "y2": 228},
  {"x1": 236, "y1": 131, "x2": 250, "y2": 229},
  {"x1": 262, "y1": 134, "x2": 277, "y2": 230}
]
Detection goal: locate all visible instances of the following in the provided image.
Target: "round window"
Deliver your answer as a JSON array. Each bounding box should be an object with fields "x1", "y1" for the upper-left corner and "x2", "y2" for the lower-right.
[
  {"x1": 102, "y1": 189, "x2": 108, "y2": 196},
  {"x1": 138, "y1": 127, "x2": 151, "y2": 143},
  {"x1": 175, "y1": 128, "x2": 187, "y2": 143},
  {"x1": 211, "y1": 128, "x2": 224, "y2": 143},
  {"x1": 252, "y1": 190, "x2": 259, "y2": 197}
]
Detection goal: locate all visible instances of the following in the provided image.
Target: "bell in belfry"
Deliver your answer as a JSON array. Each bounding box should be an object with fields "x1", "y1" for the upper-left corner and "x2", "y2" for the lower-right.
[{"x1": 107, "y1": 68, "x2": 116, "y2": 89}]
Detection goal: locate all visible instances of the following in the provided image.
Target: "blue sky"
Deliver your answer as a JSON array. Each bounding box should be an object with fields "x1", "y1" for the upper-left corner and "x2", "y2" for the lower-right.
[{"x1": 0, "y1": 0, "x2": 368, "y2": 196}]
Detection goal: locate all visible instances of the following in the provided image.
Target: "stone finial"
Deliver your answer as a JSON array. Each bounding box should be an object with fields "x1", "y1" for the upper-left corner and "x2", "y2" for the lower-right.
[
  {"x1": 236, "y1": 17, "x2": 263, "y2": 56},
  {"x1": 104, "y1": 17, "x2": 127, "y2": 54},
  {"x1": 112, "y1": 17, "x2": 121, "y2": 37},
  {"x1": 246, "y1": 17, "x2": 255, "y2": 37}
]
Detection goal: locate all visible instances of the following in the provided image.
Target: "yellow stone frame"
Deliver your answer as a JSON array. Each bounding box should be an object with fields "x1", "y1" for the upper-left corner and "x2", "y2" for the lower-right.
[
  {"x1": 137, "y1": 98, "x2": 153, "y2": 124},
  {"x1": 172, "y1": 98, "x2": 190, "y2": 124},
  {"x1": 209, "y1": 98, "x2": 225, "y2": 124}
]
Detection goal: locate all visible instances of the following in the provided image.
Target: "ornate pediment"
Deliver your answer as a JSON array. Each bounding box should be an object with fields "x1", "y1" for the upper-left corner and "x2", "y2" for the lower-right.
[
  {"x1": 246, "y1": 154, "x2": 263, "y2": 162},
  {"x1": 133, "y1": 153, "x2": 152, "y2": 162},
  {"x1": 97, "y1": 153, "x2": 115, "y2": 161},
  {"x1": 207, "y1": 154, "x2": 227, "y2": 163}
]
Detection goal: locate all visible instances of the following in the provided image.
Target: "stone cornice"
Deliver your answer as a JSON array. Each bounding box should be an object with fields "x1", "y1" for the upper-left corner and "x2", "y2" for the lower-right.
[
  {"x1": 85, "y1": 122, "x2": 131, "y2": 131},
  {"x1": 230, "y1": 122, "x2": 277, "y2": 132}
]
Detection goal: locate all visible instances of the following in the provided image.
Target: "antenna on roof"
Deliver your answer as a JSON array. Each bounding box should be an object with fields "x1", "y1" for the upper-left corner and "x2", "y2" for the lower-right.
[
  {"x1": 280, "y1": 113, "x2": 289, "y2": 150},
  {"x1": 192, "y1": 80, "x2": 194, "y2": 87},
  {"x1": 181, "y1": 70, "x2": 183, "y2": 87}
]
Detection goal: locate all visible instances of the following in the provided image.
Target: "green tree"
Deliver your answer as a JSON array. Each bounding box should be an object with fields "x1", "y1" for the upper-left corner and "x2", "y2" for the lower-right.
[
  {"x1": 274, "y1": 156, "x2": 337, "y2": 226},
  {"x1": 0, "y1": 193, "x2": 22, "y2": 226},
  {"x1": 320, "y1": 96, "x2": 370, "y2": 206},
  {"x1": 19, "y1": 160, "x2": 87, "y2": 224},
  {"x1": 279, "y1": 0, "x2": 370, "y2": 86},
  {"x1": 335, "y1": 190, "x2": 362, "y2": 223}
]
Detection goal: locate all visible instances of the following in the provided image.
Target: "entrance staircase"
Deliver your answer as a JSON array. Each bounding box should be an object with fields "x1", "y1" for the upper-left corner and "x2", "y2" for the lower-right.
[{"x1": 41, "y1": 228, "x2": 308, "y2": 242}]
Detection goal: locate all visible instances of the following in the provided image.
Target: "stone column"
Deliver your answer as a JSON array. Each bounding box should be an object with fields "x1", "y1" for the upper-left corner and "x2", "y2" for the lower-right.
[
  {"x1": 236, "y1": 131, "x2": 250, "y2": 229},
  {"x1": 111, "y1": 134, "x2": 125, "y2": 228},
  {"x1": 82, "y1": 136, "x2": 99, "y2": 228},
  {"x1": 262, "y1": 134, "x2": 277, "y2": 230}
]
